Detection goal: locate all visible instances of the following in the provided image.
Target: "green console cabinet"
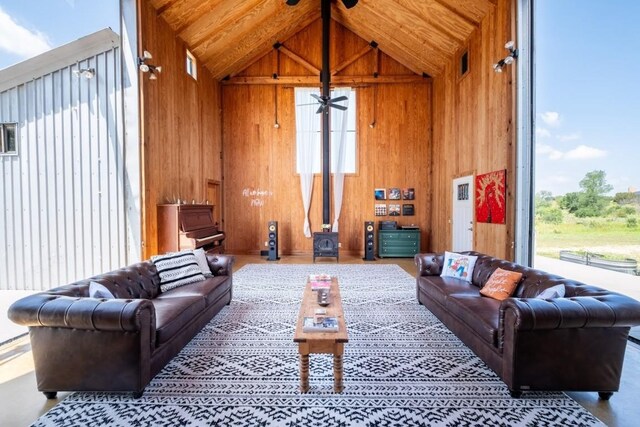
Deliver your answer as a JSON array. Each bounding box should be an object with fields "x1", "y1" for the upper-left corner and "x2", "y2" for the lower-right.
[{"x1": 377, "y1": 229, "x2": 421, "y2": 258}]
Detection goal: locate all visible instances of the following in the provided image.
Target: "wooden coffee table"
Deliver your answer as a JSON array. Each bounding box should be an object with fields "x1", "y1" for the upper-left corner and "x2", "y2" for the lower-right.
[{"x1": 293, "y1": 277, "x2": 349, "y2": 392}]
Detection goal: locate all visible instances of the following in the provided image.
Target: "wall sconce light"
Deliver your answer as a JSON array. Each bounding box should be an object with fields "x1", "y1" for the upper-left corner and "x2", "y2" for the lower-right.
[
  {"x1": 72, "y1": 68, "x2": 95, "y2": 79},
  {"x1": 493, "y1": 41, "x2": 518, "y2": 73},
  {"x1": 138, "y1": 50, "x2": 162, "y2": 79}
]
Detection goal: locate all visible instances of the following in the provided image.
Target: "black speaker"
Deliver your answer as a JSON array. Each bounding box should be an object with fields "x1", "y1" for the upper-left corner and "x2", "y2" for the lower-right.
[
  {"x1": 267, "y1": 221, "x2": 279, "y2": 261},
  {"x1": 363, "y1": 221, "x2": 375, "y2": 261}
]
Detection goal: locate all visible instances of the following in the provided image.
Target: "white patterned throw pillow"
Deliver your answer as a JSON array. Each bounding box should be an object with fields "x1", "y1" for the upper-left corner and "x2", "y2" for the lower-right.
[
  {"x1": 151, "y1": 251, "x2": 205, "y2": 292},
  {"x1": 89, "y1": 281, "x2": 115, "y2": 299},
  {"x1": 440, "y1": 251, "x2": 478, "y2": 283},
  {"x1": 536, "y1": 284, "x2": 566, "y2": 300},
  {"x1": 192, "y1": 248, "x2": 213, "y2": 277}
]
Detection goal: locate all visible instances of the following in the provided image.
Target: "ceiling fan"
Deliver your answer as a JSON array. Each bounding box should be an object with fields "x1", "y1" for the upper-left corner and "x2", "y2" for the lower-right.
[
  {"x1": 288, "y1": 0, "x2": 357, "y2": 113},
  {"x1": 299, "y1": 93, "x2": 349, "y2": 114}
]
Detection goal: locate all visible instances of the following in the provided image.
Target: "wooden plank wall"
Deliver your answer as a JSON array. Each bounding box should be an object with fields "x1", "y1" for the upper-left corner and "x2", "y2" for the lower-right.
[
  {"x1": 139, "y1": 0, "x2": 222, "y2": 258},
  {"x1": 222, "y1": 21, "x2": 432, "y2": 255},
  {"x1": 430, "y1": 0, "x2": 515, "y2": 259}
]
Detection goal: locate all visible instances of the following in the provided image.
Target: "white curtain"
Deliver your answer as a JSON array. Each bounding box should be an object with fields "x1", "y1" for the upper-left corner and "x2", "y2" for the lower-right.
[
  {"x1": 330, "y1": 88, "x2": 351, "y2": 232},
  {"x1": 295, "y1": 88, "x2": 320, "y2": 238}
]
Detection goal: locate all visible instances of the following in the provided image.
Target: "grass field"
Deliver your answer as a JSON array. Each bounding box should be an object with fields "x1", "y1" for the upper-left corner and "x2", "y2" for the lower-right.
[{"x1": 535, "y1": 217, "x2": 640, "y2": 262}]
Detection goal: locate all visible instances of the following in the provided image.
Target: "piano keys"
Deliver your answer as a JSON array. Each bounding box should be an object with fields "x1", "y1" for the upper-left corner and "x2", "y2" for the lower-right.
[{"x1": 157, "y1": 204, "x2": 225, "y2": 254}]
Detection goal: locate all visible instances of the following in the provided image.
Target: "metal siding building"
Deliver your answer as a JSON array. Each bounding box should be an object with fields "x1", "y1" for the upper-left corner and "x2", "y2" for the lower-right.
[{"x1": 0, "y1": 29, "x2": 126, "y2": 291}]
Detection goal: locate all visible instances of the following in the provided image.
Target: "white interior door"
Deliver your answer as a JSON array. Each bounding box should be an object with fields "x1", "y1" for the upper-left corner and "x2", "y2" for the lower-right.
[{"x1": 452, "y1": 175, "x2": 474, "y2": 252}]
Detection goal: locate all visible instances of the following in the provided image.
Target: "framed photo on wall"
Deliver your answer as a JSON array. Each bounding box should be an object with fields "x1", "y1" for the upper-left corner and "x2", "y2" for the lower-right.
[
  {"x1": 476, "y1": 169, "x2": 506, "y2": 224},
  {"x1": 374, "y1": 188, "x2": 387, "y2": 200},
  {"x1": 402, "y1": 204, "x2": 415, "y2": 216},
  {"x1": 388, "y1": 188, "x2": 401, "y2": 200},
  {"x1": 375, "y1": 204, "x2": 387, "y2": 216},
  {"x1": 402, "y1": 188, "x2": 415, "y2": 200},
  {"x1": 389, "y1": 204, "x2": 400, "y2": 216}
]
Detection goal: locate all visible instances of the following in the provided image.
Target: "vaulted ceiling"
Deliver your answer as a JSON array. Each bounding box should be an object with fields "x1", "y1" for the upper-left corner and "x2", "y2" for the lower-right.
[{"x1": 149, "y1": 0, "x2": 496, "y2": 80}]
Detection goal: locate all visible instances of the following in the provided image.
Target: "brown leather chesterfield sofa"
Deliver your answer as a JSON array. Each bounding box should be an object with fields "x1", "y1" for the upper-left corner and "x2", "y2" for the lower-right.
[
  {"x1": 415, "y1": 251, "x2": 640, "y2": 399},
  {"x1": 8, "y1": 253, "x2": 234, "y2": 399}
]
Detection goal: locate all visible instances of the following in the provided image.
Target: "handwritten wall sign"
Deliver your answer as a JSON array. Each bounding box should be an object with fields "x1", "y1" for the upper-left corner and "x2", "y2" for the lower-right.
[{"x1": 242, "y1": 187, "x2": 273, "y2": 208}]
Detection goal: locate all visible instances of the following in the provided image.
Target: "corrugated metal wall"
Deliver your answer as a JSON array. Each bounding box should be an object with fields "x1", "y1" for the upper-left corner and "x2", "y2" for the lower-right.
[{"x1": 0, "y1": 46, "x2": 125, "y2": 291}]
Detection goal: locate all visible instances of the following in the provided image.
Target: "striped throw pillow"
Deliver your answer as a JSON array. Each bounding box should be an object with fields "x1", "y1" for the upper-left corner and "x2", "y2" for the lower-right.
[{"x1": 151, "y1": 251, "x2": 205, "y2": 292}]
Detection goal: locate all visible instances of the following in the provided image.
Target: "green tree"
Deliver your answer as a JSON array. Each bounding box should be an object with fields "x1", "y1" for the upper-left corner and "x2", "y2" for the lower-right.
[
  {"x1": 535, "y1": 191, "x2": 554, "y2": 209},
  {"x1": 613, "y1": 192, "x2": 637, "y2": 205},
  {"x1": 559, "y1": 192, "x2": 581, "y2": 213},
  {"x1": 564, "y1": 170, "x2": 614, "y2": 217}
]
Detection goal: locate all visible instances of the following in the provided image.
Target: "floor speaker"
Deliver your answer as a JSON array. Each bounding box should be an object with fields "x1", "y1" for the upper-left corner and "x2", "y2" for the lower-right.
[
  {"x1": 363, "y1": 221, "x2": 375, "y2": 261},
  {"x1": 267, "y1": 221, "x2": 280, "y2": 261}
]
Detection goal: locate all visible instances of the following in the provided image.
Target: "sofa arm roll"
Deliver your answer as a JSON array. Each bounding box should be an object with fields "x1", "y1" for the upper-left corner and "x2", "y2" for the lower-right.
[
  {"x1": 500, "y1": 295, "x2": 640, "y2": 332},
  {"x1": 414, "y1": 253, "x2": 443, "y2": 276},
  {"x1": 206, "y1": 253, "x2": 235, "y2": 276},
  {"x1": 8, "y1": 294, "x2": 156, "y2": 332}
]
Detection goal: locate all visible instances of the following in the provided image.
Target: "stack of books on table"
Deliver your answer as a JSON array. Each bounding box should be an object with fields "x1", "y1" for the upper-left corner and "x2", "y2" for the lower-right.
[
  {"x1": 302, "y1": 316, "x2": 339, "y2": 333},
  {"x1": 309, "y1": 274, "x2": 331, "y2": 291}
]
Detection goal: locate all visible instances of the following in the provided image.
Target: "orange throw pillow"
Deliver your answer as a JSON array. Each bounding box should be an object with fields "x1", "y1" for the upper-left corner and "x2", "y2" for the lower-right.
[{"x1": 480, "y1": 268, "x2": 523, "y2": 301}]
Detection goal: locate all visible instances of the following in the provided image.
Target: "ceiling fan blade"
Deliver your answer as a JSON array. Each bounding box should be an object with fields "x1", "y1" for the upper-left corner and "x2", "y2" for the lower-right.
[
  {"x1": 329, "y1": 96, "x2": 348, "y2": 103},
  {"x1": 316, "y1": 105, "x2": 325, "y2": 114},
  {"x1": 297, "y1": 102, "x2": 318, "y2": 106},
  {"x1": 329, "y1": 104, "x2": 348, "y2": 111},
  {"x1": 310, "y1": 93, "x2": 324, "y2": 103}
]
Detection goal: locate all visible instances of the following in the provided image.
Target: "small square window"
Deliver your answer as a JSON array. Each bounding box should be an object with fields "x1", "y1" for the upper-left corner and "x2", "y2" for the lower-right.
[
  {"x1": 186, "y1": 49, "x2": 197, "y2": 80},
  {"x1": 0, "y1": 123, "x2": 17, "y2": 155},
  {"x1": 460, "y1": 51, "x2": 469, "y2": 77}
]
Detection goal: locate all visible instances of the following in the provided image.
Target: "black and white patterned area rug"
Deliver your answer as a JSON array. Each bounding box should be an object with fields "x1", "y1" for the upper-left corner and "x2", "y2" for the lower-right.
[{"x1": 34, "y1": 264, "x2": 603, "y2": 426}]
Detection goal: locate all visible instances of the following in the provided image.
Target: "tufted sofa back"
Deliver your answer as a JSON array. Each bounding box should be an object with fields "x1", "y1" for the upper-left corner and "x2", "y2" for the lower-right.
[
  {"x1": 463, "y1": 251, "x2": 607, "y2": 298},
  {"x1": 47, "y1": 261, "x2": 162, "y2": 300}
]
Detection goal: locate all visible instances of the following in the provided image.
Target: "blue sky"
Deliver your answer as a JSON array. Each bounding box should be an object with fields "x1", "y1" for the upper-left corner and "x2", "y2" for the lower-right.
[
  {"x1": 0, "y1": 1, "x2": 118, "y2": 70},
  {"x1": 0, "y1": 1, "x2": 637, "y2": 197},
  {"x1": 535, "y1": 1, "x2": 640, "y2": 196}
]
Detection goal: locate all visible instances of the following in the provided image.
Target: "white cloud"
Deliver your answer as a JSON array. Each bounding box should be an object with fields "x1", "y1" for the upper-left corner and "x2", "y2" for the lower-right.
[
  {"x1": 536, "y1": 143, "x2": 563, "y2": 160},
  {"x1": 540, "y1": 111, "x2": 561, "y2": 127},
  {"x1": 536, "y1": 128, "x2": 551, "y2": 138},
  {"x1": 564, "y1": 145, "x2": 607, "y2": 160},
  {"x1": 0, "y1": 7, "x2": 51, "y2": 59},
  {"x1": 557, "y1": 132, "x2": 581, "y2": 142}
]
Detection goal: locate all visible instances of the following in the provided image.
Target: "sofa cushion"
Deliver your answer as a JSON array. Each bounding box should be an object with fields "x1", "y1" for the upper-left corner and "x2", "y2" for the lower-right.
[
  {"x1": 153, "y1": 295, "x2": 206, "y2": 345},
  {"x1": 152, "y1": 251, "x2": 205, "y2": 293},
  {"x1": 441, "y1": 251, "x2": 477, "y2": 283},
  {"x1": 418, "y1": 276, "x2": 478, "y2": 306},
  {"x1": 446, "y1": 295, "x2": 501, "y2": 348},
  {"x1": 161, "y1": 276, "x2": 230, "y2": 307},
  {"x1": 480, "y1": 268, "x2": 523, "y2": 301}
]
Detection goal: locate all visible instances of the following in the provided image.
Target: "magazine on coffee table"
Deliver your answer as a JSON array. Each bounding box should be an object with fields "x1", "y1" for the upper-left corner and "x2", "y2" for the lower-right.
[{"x1": 302, "y1": 317, "x2": 338, "y2": 333}]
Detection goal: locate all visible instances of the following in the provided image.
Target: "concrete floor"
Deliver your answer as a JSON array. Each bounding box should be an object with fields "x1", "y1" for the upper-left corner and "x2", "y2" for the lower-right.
[{"x1": 1, "y1": 254, "x2": 639, "y2": 426}]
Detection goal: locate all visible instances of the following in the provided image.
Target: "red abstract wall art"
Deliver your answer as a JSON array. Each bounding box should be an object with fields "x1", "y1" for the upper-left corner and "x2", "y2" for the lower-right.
[{"x1": 475, "y1": 169, "x2": 506, "y2": 224}]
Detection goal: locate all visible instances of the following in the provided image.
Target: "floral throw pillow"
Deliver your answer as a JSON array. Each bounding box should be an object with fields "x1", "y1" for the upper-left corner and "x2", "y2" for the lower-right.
[
  {"x1": 480, "y1": 268, "x2": 523, "y2": 301},
  {"x1": 440, "y1": 251, "x2": 478, "y2": 283}
]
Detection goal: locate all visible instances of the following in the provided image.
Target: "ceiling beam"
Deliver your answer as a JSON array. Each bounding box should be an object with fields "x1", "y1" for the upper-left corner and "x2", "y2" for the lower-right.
[
  {"x1": 276, "y1": 43, "x2": 321, "y2": 75},
  {"x1": 331, "y1": 42, "x2": 375, "y2": 76},
  {"x1": 223, "y1": 75, "x2": 430, "y2": 86}
]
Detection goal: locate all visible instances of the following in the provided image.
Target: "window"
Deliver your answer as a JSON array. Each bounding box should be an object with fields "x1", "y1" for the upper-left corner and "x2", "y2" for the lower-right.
[
  {"x1": 186, "y1": 49, "x2": 197, "y2": 80},
  {"x1": 295, "y1": 89, "x2": 357, "y2": 174},
  {"x1": 0, "y1": 123, "x2": 17, "y2": 155},
  {"x1": 460, "y1": 50, "x2": 469, "y2": 77}
]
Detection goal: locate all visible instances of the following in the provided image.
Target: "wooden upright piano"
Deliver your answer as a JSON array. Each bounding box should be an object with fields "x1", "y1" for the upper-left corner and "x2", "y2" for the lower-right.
[{"x1": 157, "y1": 204, "x2": 225, "y2": 254}]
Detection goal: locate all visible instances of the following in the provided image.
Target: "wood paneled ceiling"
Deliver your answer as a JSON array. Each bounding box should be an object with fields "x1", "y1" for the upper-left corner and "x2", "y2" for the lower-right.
[{"x1": 150, "y1": 0, "x2": 495, "y2": 80}]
